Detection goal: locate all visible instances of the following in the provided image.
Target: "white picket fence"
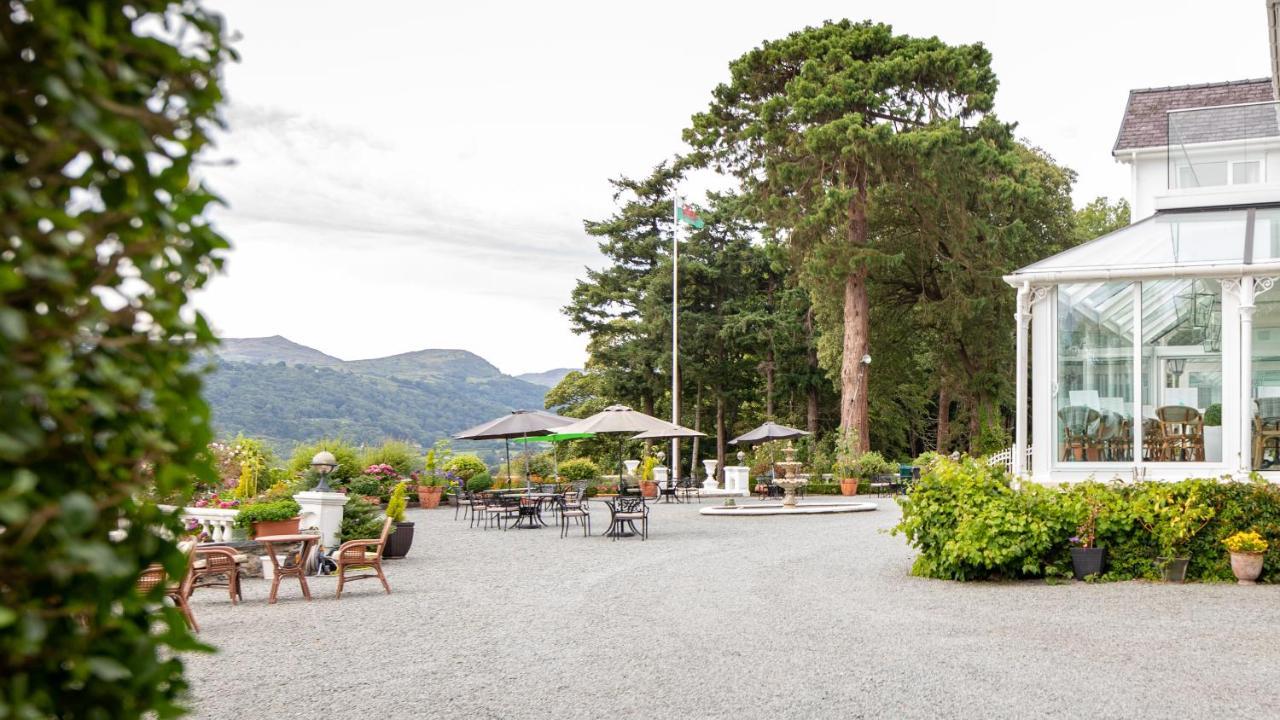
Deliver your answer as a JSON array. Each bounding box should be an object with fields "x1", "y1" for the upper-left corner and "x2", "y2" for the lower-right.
[{"x1": 987, "y1": 445, "x2": 1033, "y2": 474}]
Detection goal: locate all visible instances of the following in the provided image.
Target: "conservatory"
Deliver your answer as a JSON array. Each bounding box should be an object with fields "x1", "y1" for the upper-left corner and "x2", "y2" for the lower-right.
[{"x1": 1006, "y1": 206, "x2": 1280, "y2": 482}]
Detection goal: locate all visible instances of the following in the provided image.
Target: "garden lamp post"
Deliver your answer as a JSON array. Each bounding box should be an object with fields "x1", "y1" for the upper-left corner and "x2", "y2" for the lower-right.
[{"x1": 311, "y1": 451, "x2": 338, "y2": 492}]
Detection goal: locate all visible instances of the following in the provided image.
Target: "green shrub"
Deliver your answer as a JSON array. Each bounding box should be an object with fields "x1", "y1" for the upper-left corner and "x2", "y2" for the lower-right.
[
  {"x1": 852, "y1": 451, "x2": 895, "y2": 479},
  {"x1": 385, "y1": 482, "x2": 408, "y2": 522},
  {"x1": 466, "y1": 471, "x2": 494, "y2": 492},
  {"x1": 347, "y1": 476, "x2": 384, "y2": 497},
  {"x1": 445, "y1": 453, "x2": 488, "y2": 481},
  {"x1": 559, "y1": 457, "x2": 601, "y2": 483},
  {"x1": 339, "y1": 496, "x2": 388, "y2": 543},
  {"x1": 233, "y1": 499, "x2": 302, "y2": 531},
  {"x1": 896, "y1": 460, "x2": 1280, "y2": 583},
  {"x1": 359, "y1": 440, "x2": 419, "y2": 476},
  {"x1": 286, "y1": 438, "x2": 362, "y2": 484},
  {"x1": 805, "y1": 483, "x2": 842, "y2": 495},
  {"x1": 1204, "y1": 403, "x2": 1222, "y2": 427}
]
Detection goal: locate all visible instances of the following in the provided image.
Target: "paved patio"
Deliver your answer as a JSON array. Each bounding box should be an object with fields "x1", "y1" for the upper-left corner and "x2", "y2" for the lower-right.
[{"x1": 184, "y1": 497, "x2": 1280, "y2": 719}]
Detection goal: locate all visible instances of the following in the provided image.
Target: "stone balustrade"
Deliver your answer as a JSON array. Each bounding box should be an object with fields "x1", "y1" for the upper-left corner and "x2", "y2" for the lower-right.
[{"x1": 162, "y1": 505, "x2": 239, "y2": 543}]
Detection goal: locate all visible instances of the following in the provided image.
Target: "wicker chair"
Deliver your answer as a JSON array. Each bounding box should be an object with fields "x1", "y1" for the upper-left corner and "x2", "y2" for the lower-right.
[
  {"x1": 137, "y1": 541, "x2": 198, "y2": 632},
  {"x1": 558, "y1": 493, "x2": 591, "y2": 538},
  {"x1": 188, "y1": 546, "x2": 244, "y2": 605},
  {"x1": 1058, "y1": 405, "x2": 1100, "y2": 461},
  {"x1": 1254, "y1": 398, "x2": 1280, "y2": 468},
  {"x1": 335, "y1": 515, "x2": 393, "y2": 599},
  {"x1": 1156, "y1": 405, "x2": 1203, "y2": 461}
]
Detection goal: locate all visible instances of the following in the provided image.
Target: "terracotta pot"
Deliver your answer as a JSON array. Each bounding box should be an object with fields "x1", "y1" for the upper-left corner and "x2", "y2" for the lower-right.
[
  {"x1": 839, "y1": 478, "x2": 858, "y2": 496},
  {"x1": 251, "y1": 516, "x2": 300, "y2": 539},
  {"x1": 640, "y1": 481, "x2": 658, "y2": 498},
  {"x1": 418, "y1": 485, "x2": 444, "y2": 509},
  {"x1": 382, "y1": 521, "x2": 414, "y2": 559},
  {"x1": 1230, "y1": 551, "x2": 1265, "y2": 585}
]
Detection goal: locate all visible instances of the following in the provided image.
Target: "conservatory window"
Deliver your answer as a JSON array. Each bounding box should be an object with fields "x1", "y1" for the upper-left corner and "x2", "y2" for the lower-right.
[
  {"x1": 1140, "y1": 279, "x2": 1222, "y2": 463},
  {"x1": 1056, "y1": 283, "x2": 1133, "y2": 463}
]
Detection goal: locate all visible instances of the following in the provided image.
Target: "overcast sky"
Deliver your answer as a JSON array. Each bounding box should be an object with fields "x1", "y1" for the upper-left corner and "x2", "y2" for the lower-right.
[{"x1": 195, "y1": 0, "x2": 1271, "y2": 376}]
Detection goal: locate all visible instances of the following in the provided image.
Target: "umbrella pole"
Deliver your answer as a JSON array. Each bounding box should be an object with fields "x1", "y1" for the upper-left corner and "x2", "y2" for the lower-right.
[
  {"x1": 505, "y1": 439, "x2": 512, "y2": 488},
  {"x1": 523, "y1": 432, "x2": 530, "y2": 492}
]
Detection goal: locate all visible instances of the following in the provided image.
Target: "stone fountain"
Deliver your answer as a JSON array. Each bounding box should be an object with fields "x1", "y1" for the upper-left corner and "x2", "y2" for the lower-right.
[{"x1": 773, "y1": 443, "x2": 808, "y2": 508}]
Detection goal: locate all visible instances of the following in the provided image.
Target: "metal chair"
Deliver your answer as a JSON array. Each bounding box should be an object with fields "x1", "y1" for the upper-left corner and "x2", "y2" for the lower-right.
[
  {"x1": 557, "y1": 494, "x2": 591, "y2": 538},
  {"x1": 606, "y1": 496, "x2": 649, "y2": 541}
]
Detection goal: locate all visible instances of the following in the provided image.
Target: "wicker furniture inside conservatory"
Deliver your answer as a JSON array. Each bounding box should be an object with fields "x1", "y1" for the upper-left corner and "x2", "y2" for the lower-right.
[
  {"x1": 1058, "y1": 405, "x2": 1100, "y2": 461},
  {"x1": 335, "y1": 516, "x2": 393, "y2": 599},
  {"x1": 1253, "y1": 397, "x2": 1280, "y2": 468},
  {"x1": 1155, "y1": 405, "x2": 1204, "y2": 462}
]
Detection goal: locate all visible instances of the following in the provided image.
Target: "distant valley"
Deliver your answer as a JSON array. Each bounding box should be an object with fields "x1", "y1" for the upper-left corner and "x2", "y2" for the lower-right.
[{"x1": 202, "y1": 336, "x2": 579, "y2": 452}]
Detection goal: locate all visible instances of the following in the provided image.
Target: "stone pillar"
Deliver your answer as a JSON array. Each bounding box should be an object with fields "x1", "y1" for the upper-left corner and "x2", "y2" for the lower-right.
[
  {"x1": 294, "y1": 491, "x2": 350, "y2": 550},
  {"x1": 724, "y1": 466, "x2": 750, "y2": 495}
]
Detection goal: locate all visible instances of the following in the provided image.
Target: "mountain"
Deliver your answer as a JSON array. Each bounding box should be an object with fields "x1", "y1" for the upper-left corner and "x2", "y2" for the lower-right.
[
  {"x1": 203, "y1": 337, "x2": 549, "y2": 451},
  {"x1": 514, "y1": 367, "x2": 579, "y2": 387}
]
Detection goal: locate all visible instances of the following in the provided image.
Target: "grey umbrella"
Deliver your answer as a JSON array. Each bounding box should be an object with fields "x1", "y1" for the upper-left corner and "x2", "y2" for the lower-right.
[
  {"x1": 453, "y1": 410, "x2": 575, "y2": 488},
  {"x1": 729, "y1": 421, "x2": 810, "y2": 480},
  {"x1": 557, "y1": 405, "x2": 695, "y2": 483}
]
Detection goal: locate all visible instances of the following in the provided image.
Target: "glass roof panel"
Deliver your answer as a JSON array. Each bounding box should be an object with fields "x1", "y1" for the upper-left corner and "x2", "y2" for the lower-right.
[
  {"x1": 1015, "y1": 210, "x2": 1248, "y2": 275},
  {"x1": 1252, "y1": 208, "x2": 1280, "y2": 263}
]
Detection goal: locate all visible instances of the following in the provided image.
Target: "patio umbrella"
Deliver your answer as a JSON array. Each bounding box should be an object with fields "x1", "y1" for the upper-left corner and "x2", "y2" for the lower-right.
[
  {"x1": 729, "y1": 421, "x2": 810, "y2": 479},
  {"x1": 556, "y1": 405, "x2": 698, "y2": 483},
  {"x1": 453, "y1": 410, "x2": 575, "y2": 488},
  {"x1": 509, "y1": 431, "x2": 596, "y2": 481}
]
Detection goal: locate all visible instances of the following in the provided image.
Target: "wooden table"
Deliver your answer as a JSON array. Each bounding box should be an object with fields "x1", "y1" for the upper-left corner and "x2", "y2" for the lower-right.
[{"x1": 256, "y1": 533, "x2": 319, "y2": 604}]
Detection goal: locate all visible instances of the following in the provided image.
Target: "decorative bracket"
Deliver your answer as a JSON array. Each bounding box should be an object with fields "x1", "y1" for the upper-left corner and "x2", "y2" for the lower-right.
[{"x1": 1256, "y1": 276, "x2": 1278, "y2": 298}]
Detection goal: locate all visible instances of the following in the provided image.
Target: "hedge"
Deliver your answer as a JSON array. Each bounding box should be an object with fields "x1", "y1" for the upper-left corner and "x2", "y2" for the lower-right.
[{"x1": 893, "y1": 456, "x2": 1280, "y2": 582}]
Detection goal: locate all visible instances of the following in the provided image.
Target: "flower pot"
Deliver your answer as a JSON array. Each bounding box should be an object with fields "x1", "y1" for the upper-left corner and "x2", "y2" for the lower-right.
[
  {"x1": 839, "y1": 478, "x2": 858, "y2": 496},
  {"x1": 382, "y1": 521, "x2": 414, "y2": 559},
  {"x1": 251, "y1": 517, "x2": 300, "y2": 539},
  {"x1": 640, "y1": 481, "x2": 658, "y2": 498},
  {"x1": 1157, "y1": 556, "x2": 1190, "y2": 583},
  {"x1": 1070, "y1": 547, "x2": 1107, "y2": 580},
  {"x1": 1229, "y1": 551, "x2": 1265, "y2": 585},
  {"x1": 418, "y1": 485, "x2": 444, "y2": 509},
  {"x1": 361, "y1": 495, "x2": 382, "y2": 506}
]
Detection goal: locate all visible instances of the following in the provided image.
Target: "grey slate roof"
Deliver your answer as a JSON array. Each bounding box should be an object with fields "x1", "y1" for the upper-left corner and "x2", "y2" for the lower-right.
[{"x1": 1112, "y1": 78, "x2": 1276, "y2": 154}]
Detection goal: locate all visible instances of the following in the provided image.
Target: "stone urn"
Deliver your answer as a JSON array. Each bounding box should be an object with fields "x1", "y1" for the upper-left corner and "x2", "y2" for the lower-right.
[
  {"x1": 623, "y1": 459, "x2": 641, "y2": 478},
  {"x1": 702, "y1": 459, "x2": 719, "y2": 490},
  {"x1": 1230, "y1": 551, "x2": 1265, "y2": 585}
]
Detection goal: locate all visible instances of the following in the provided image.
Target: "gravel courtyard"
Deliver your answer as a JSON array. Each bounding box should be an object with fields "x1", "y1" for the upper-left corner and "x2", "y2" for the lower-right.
[{"x1": 185, "y1": 497, "x2": 1280, "y2": 719}]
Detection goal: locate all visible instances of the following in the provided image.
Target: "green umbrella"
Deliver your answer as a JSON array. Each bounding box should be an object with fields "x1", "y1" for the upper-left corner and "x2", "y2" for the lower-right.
[{"x1": 510, "y1": 432, "x2": 596, "y2": 483}]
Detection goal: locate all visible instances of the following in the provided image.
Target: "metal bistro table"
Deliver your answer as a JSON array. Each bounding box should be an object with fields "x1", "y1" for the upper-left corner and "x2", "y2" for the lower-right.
[
  {"x1": 510, "y1": 493, "x2": 556, "y2": 529},
  {"x1": 256, "y1": 533, "x2": 319, "y2": 604}
]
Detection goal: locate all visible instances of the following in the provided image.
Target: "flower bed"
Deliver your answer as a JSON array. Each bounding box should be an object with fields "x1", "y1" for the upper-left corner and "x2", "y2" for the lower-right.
[{"x1": 893, "y1": 456, "x2": 1280, "y2": 582}]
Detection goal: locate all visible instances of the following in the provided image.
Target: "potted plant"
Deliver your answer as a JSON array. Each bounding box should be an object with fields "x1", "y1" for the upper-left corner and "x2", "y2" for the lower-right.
[
  {"x1": 1069, "y1": 494, "x2": 1107, "y2": 580},
  {"x1": 381, "y1": 481, "x2": 414, "y2": 559},
  {"x1": 639, "y1": 456, "x2": 658, "y2": 498},
  {"x1": 348, "y1": 475, "x2": 384, "y2": 505},
  {"x1": 233, "y1": 498, "x2": 302, "y2": 539},
  {"x1": 847, "y1": 451, "x2": 893, "y2": 496},
  {"x1": 416, "y1": 449, "x2": 447, "y2": 509},
  {"x1": 1135, "y1": 484, "x2": 1215, "y2": 582},
  {"x1": 1223, "y1": 530, "x2": 1268, "y2": 584}
]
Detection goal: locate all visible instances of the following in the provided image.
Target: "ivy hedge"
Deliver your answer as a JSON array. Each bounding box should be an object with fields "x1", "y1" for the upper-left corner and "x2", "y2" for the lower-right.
[{"x1": 893, "y1": 457, "x2": 1280, "y2": 582}]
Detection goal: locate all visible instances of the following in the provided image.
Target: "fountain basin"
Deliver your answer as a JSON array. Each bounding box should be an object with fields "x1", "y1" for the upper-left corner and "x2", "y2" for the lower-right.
[{"x1": 700, "y1": 502, "x2": 877, "y2": 517}]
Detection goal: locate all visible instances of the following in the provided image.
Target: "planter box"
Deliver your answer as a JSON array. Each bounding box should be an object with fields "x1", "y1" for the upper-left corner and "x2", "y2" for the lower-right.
[
  {"x1": 1070, "y1": 547, "x2": 1107, "y2": 580},
  {"x1": 382, "y1": 521, "x2": 414, "y2": 559},
  {"x1": 251, "y1": 516, "x2": 300, "y2": 539}
]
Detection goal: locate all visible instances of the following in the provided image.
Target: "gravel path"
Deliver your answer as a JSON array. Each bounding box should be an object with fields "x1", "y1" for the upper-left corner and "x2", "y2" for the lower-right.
[{"x1": 184, "y1": 497, "x2": 1280, "y2": 719}]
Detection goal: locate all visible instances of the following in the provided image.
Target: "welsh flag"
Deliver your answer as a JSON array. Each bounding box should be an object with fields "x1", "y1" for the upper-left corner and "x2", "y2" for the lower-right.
[{"x1": 677, "y1": 204, "x2": 705, "y2": 229}]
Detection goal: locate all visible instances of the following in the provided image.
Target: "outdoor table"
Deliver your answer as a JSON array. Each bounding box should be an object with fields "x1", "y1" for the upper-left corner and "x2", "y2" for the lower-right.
[
  {"x1": 256, "y1": 533, "x2": 319, "y2": 604},
  {"x1": 510, "y1": 494, "x2": 557, "y2": 528}
]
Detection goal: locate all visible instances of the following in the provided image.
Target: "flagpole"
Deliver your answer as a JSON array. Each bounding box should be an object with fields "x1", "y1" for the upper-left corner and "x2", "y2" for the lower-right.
[{"x1": 671, "y1": 192, "x2": 681, "y2": 485}]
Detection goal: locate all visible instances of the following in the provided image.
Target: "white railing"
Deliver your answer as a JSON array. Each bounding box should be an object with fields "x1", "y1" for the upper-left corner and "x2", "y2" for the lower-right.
[
  {"x1": 987, "y1": 445, "x2": 1033, "y2": 475},
  {"x1": 161, "y1": 505, "x2": 239, "y2": 543}
]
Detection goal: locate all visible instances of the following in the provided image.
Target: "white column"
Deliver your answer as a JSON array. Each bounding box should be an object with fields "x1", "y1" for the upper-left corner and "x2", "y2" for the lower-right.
[
  {"x1": 723, "y1": 466, "x2": 750, "y2": 495},
  {"x1": 654, "y1": 466, "x2": 669, "y2": 489},
  {"x1": 1030, "y1": 287, "x2": 1054, "y2": 483},
  {"x1": 294, "y1": 491, "x2": 350, "y2": 550},
  {"x1": 1013, "y1": 283, "x2": 1030, "y2": 477},
  {"x1": 1240, "y1": 276, "x2": 1256, "y2": 477}
]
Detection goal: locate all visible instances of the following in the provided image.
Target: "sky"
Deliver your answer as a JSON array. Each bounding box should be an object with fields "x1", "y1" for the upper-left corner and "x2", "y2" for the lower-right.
[{"x1": 195, "y1": 0, "x2": 1271, "y2": 376}]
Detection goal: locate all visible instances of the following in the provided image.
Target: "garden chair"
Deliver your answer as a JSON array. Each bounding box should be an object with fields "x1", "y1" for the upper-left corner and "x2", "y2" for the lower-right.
[
  {"x1": 188, "y1": 545, "x2": 244, "y2": 605},
  {"x1": 677, "y1": 478, "x2": 700, "y2": 504},
  {"x1": 1142, "y1": 418, "x2": 1165, "y2": 461},
  {"x1": 1254, "y1": 397, "x2": 1280, "y2": 468},
  {"x1": 607, "y1": 496, "x2": 648, "y2": 541},
  {"x1": 558, "y1": 494, "x2": 591, "y2": 538},
  {"x1": 335, "y1": 515, "x2": 393, "y2": 598},
  {"x1": 1058, "y1": 405, "x2": 1100, "y2": 461},
  {"x1": 453, "y1": 483, "x2": 473, "y2": 521},
  {"x1": 1156, "y1": 405, "x2": 1203, "y2": 461},
  {"x1": 468, "y1": 491, "x2": 493, "y2": 529},
  {"x1": 483, "y1": 495, "x2": 520, "y2": 530},
  {"x1": 136, "y1": 541, "x2": 198, "y2": 632}
]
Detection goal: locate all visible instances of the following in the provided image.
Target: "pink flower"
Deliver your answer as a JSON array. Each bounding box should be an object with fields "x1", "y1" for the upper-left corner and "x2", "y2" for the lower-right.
[{"x1": 194, "y1": 499, "x2": 209, "y2": 508}]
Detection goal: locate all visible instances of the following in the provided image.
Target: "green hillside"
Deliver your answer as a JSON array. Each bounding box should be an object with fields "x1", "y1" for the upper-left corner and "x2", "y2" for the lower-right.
[
  {"x1": 515, "y1": 367, "x2": 578, "y2": 387},
  {"x1": 202, "y1": 337, "x2": 550, "y2": 451}
]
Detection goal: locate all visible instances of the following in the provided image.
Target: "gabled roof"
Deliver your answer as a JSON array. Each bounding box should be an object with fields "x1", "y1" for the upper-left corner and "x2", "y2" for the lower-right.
[{"x1": 1112, "y1": 78, "x2": 1275, "y2": 154}]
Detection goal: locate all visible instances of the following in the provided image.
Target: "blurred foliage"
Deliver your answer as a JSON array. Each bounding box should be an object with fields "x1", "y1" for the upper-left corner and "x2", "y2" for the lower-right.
[
  {"x1": 358, "y1": 440, "x2": 420, "y2": 477},
  {"x1": 0, "y1": 2, "x2": 235, "y2": 716}
]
